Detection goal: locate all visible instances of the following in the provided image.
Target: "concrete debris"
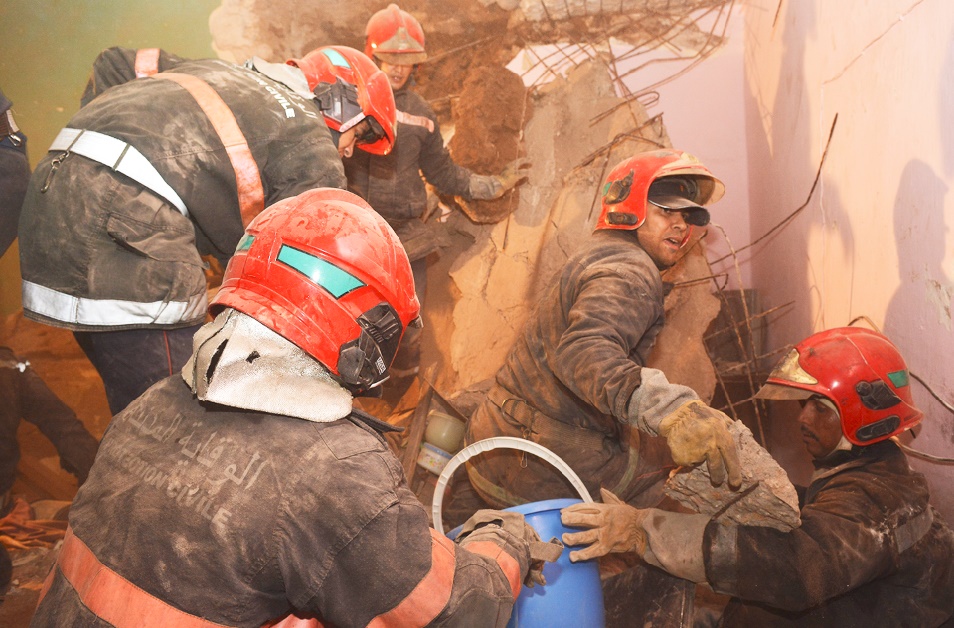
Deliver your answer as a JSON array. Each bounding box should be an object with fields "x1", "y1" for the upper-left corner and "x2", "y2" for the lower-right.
[
  {"x1": 664, "y1": 419, "x2": 802, "y2": 532},
  {"x1": 449, "y1": 64, "x2": 530, "y2": 224}
]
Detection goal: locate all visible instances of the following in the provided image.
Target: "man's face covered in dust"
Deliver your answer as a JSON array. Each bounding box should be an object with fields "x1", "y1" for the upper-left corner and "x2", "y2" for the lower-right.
[
  {"x1": 636, "y1": 203, "x2": 693, "y2": 269},
  {"x1": 798, "y1": 396, "x2": 844, "y2": 459},
  {"x1": 378, "y1": 61, "x2": 413, "y2": 91}
]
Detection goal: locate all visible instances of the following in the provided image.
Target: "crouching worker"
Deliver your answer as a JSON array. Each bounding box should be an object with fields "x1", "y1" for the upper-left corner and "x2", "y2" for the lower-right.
[
  {"x1": 32, "y1": 189, "x2": 558, "y2": 628},
  {"x1": 561, "y1": 327, "x2": 954, "y2": 627}
]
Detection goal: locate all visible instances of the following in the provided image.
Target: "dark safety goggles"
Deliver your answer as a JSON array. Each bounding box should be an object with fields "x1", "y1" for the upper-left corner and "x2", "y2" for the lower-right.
[{"x1": 354, "y1": 117, "x2": 386, "y2": 146}]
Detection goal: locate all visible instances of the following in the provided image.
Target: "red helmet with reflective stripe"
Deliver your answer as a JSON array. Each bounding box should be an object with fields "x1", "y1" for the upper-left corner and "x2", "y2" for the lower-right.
[
  {"x1": 287, "y1": 46, "x2": 397, "y2": 155},
  {"x1": 211, "y1": 188, "x2": 420, "y2": 393},
  {"x1": 755, "y1": 327, "x2": 923, "y2": 446},
  {"x1": 595, "y1": 149, "x2": 725, "y2": 232},
  {"x1": 365, "y1": 3, "x2": 427, "y2": 65}
]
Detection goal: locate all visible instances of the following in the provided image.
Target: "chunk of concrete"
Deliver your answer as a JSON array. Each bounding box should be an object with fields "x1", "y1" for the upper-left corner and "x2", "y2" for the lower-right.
[{"x1": 664, "y1": 419, "x2": 801, "y2": 531}]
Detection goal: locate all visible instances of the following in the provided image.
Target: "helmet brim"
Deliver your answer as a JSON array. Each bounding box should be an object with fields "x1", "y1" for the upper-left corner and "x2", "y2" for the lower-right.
[{"x1": 754, "y1": 382, "x2": 815, "y2": 401}]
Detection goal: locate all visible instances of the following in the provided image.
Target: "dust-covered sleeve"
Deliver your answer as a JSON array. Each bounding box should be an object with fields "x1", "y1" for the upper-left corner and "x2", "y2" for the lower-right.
[
  {"x1": 281, "y1": 449, "x2": 522, "y2": 627},
  {"x1": 552, "y1": 263, "x2": 664, "y2": 421},
  {"x1": 260, "y1": 124, "x2": 347, "y2": 206},
  {"x1": 80, "y1": 47, "x2": 193, "y2": 107},
  {"x1": 703, "y1": 475, "x2": 898, "y2": 612},
  {"x1": 417, "y1": 112, "x2": 474, "y2": 198}
]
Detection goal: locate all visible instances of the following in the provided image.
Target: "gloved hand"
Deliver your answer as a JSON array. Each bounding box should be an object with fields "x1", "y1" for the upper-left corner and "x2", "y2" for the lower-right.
[
  {"x1": 658, "y1": 400, "x2": 743, "y2": 489},
  {"x1": 492, "y1": 157, "x2": 531, "y2": 198},
  {"x1": 560, "y1": 489, "x2": 649, "y2": 562},
  {"x1": 457, "y1": 509, "x2": 563, "y2": 587}
]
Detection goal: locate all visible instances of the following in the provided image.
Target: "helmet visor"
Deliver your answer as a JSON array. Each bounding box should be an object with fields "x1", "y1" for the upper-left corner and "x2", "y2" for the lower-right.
[{"x1": 648, "y1": 177, "x2": 710, "y2": 226}]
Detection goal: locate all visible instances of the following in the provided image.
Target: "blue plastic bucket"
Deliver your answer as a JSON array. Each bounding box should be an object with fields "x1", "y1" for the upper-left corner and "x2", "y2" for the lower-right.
[
  {"x1": 502, "y1": 498, "x2": 605, "y2": 628},
  {"x1": 436, "y1": 438, "x2": 606, "y2": 628}
]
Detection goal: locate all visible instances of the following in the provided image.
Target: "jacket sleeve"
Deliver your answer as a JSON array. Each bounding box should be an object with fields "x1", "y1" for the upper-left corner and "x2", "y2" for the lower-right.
[
  {"x1": 552, "y1": 264, "x2": 664, "y2": 420},
  {"x1": 703, "y1": 474, "x2": 899, "y2": 612},
  {"x1": 81, "y1": 47, "x2": 192, "y2": 107},
  {"x1": 417, "y1": 114, "x2": 473, "y2": 198},
  {"x1": 283, "y1": 451, "x2": 522, "y2": 627}
]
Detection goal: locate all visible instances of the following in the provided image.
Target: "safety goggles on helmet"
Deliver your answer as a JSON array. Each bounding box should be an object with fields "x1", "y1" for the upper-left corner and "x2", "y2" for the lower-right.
[
  {"x1": 313, "y1": 78, "x2": 365, "y2": 132},
  {"x1": 647, "y1": 177, "x2": 711, "y2": 227},
  {"x1": 354, "y1": 117, "x2": 386, "y2": 146}
]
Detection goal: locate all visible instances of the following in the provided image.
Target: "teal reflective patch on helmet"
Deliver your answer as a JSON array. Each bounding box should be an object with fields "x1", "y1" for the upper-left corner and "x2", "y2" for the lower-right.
[
  {"x1": 887, "y1": 369, "x2": 909, "y2": 388},
  {"x1": 277, "y1": 245, "x2": 365, "y2": 298},
  {"x1": 322, "y1": 48, "x2": 351, "y2": 69},
  {"x1": 236, "y1": 235, "x2": 255, "y2": 252}
]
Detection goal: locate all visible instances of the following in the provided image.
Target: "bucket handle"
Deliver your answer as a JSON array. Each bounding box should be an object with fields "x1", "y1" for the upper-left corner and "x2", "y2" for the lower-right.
[{"x1": 431, "y1": 436, "x2": 594, "y2": 532}]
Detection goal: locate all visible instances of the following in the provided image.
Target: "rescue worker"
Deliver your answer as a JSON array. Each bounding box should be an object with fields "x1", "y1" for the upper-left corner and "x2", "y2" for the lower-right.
[
  {"x1": 348, "y1": 4, "x2": 529, "y2": 400},
  {"x1": 1, "y1": 89, "x2": 99, "y2": 590},
  {"x1": 457, "y1": 149, "x2": 742, "y2": 522},
  {"x1": 18, "y1": 45, "x2": 397, "y2": 416},
  {"x1": 32, "y1": 188, "x2": 559, "y2": 628},
  {"x1": 562, "y1": 327, "x2": 954, "y2": 627}
]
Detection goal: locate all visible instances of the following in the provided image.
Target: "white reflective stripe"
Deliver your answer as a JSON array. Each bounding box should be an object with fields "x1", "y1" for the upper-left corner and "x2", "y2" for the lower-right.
[
  {"x1": 22, "y1": 280, "x2": 207, "y2": 327},
  {"x1": 396, "y1": 110, "x2": 434, "y2": 133},
  {"x1": 49, "y1": 128, "x2": 189, "y2": 217}
]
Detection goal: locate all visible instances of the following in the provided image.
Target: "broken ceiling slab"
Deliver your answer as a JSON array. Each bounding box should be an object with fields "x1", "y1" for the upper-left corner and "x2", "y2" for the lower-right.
[{"x1": 664, "y1": 419, "x2": 802, "y2": 532}]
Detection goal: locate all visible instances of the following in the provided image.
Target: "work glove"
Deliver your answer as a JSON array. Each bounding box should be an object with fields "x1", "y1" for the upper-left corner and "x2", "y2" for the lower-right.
[
  {"x1": 658, "y1": 400, "x2": 743, "y2": 489},
  {"x1": 457, "y1": 510, "x2": 563, "y2": 587},
  {"x1": 492, "y1": 157, "x2": 532, "y2": 197},
  {"x1": 560, "y1": 489, "x2": 649, "y2": 562},
  {"x1": 467, "y1": 158, "x2": 532, "y2": 201}
]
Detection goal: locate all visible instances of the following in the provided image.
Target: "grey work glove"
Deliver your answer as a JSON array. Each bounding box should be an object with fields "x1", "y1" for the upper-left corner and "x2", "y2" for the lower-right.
[
  {"x1": 493, "y1": 157, "x2": 531, "y2": 196},
  {"x1": 658, "y1": 400, "x2": 743, "y2": 489},
  {"x1": 560, "y1": 489, "x2": 649, "y2": 562},
  {"x1": 457, "y1": 509, "x2": 563, "y2": 587},
  {"x1": 467, "y1": 158, "x2": 532, "y2": 201}
]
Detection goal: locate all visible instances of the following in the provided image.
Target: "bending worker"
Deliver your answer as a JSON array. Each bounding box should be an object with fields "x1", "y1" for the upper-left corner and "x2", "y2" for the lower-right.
[
  {"x1": 563, "y1": 327, "x2": 954, "y2": 626},
  {"x1": 18, "y1": 45, "x2": 396, "y2": 416},
  {"x1": 32, "y1": 188, "x2": 558, "y2": 628}
]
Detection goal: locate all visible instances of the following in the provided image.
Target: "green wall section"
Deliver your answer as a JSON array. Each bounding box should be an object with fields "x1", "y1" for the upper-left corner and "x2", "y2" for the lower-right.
[{"x1": 0, "y1": 0, "x2": 221, "y2": 315}]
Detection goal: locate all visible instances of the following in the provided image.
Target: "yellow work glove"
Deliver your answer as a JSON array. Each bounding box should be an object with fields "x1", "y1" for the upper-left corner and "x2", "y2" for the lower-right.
[
  {"x1": 560, "y1": 489, "x2": 648, "y2": 563},
  {"x1": 658, "y1": 400, "x2": 743, "y2": 489}
]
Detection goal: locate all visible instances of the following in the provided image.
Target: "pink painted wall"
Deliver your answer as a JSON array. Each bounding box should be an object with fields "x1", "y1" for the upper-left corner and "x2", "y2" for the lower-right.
[{"x1": 742, "y1": 0, "x2": 954, "y2": 521}]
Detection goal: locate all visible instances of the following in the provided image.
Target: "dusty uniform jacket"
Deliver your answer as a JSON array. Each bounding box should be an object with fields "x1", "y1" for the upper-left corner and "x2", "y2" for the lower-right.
[
  {"x1": 344, "y1": 85, "x2": 471, "y2": 261},
  {"x1": 19, "y1": 57, "x2": 345, "y2": 332},
  {"x1": 33, "y1": 376, "x2": 527, "y2": 628},
  {"x1": 466, "y1": 230, "x2": 674, "y2": 506},
  {"x1": 708, "y1": 440, "x2": 954, "y2": 627}
]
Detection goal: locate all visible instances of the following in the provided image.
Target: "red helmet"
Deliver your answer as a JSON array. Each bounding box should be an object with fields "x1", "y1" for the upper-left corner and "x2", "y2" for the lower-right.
[
  {"x1": 365, "y1": 3, "x2": 427, "y2": 65},
  {"x1": 287, "y1": 46, "x2": 397, "y2": 155},
  {"x1": 595, "y1": 149, "x2": 725, "y2": 231},
  {"x1": 211, "y1": 188, "x2": 420, "y2": 393},
  {"x1": 755, "y1": 327, "x2": 923, "y2": 446}
]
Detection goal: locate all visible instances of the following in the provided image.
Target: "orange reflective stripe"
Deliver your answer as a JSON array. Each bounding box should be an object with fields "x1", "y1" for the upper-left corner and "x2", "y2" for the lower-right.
[
  {"x1": 462, "y1": 540, "x2": 522, "y2": 599},
  {"x1": 156, "y1": 72, "x2": 265, "y2": 226},
  {"x1": 264, "y1": 612, "x2": 326, "y2": 627},
  {"x1": 53, "y1": 528, "x2": 230, "y2": 628},
  {"x1": 368, "y1": 529, "x2": 456, "y2": 627},
  {"x1": 135, "y1": 48, "x2": 160, "y2": 77}
]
